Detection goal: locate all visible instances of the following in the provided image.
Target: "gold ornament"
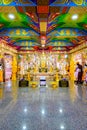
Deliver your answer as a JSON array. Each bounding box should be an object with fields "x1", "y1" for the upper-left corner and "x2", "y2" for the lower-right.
[
  {"x1": 72, "y1": 0, "x2": 83, "y2": 5},
  {"x1": 3, "y1": 0, "x2": 13, "y2": 5}
]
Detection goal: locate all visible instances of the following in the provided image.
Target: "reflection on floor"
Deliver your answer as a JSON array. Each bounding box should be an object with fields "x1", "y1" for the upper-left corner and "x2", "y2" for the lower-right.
[{"x1": 0, "y1": 80, "x2": 87, "y2": 130}]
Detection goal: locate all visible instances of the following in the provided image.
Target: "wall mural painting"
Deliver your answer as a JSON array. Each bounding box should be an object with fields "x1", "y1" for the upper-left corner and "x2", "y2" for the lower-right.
[{"x1": 0, "y1": 0, "x2": 87, "y2": 6}]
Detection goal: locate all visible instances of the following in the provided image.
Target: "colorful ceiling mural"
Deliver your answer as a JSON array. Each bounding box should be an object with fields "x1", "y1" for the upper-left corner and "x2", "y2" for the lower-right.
[
  {"x1": 0, "y1": 0, "x2": 37, "y2": 6},
  {"x1": 0, "y1": 0, "x2": 87, "y2": 52},
  {"x1": 50, "y1": 0, "x2": 87, "y2": 6},
  {"x1": 0, "y1": 0, "x2": 87, "y2": 6}
]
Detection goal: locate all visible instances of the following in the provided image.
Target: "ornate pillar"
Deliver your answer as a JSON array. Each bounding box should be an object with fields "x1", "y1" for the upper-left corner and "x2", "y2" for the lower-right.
[
  {"x1": 70, "y1": 54, "x2": 75, "y2": 80},
  {"x1": 12, "y1": 56, "x2": 17, "y2": 81}
]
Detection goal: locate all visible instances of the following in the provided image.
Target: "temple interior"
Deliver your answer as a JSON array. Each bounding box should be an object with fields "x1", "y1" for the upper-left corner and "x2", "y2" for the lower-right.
[{"x1": 0, "y1": 1, "x2": 87, "y2": 130}]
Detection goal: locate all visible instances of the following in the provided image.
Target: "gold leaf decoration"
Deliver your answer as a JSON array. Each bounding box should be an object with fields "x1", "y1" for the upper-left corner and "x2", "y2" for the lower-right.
[
  {"x1": 3, "y1": 0, "x2": 13, "y2": 5},
  {"x1": 72, "y1": 0, "x2": 83, "y2": 5}
]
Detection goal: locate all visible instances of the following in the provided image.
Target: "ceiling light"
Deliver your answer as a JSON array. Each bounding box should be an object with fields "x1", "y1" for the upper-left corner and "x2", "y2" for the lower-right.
[
  {"x1": 65, "y1": 54, "x2": 68, "y2": 58},
  {"x1": 72, "y1": 14, "x2": 78, "y2": 20},
  {"x1": 8, "y1": 14, "x2": 15, "y2": 20},
  {"x1": 42, "y1": 44, "x2": 45, "y2": 47}
]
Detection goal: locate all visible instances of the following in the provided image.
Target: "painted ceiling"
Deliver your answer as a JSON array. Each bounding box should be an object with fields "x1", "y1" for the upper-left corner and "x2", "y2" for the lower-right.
[{"x1": 0, "y1": 0, "x2": 87, "y2": 52}]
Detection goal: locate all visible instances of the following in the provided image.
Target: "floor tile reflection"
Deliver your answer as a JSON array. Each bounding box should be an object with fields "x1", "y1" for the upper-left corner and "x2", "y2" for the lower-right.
[{"x1": 0, "y1": 81, "x2": 87, "y2": 130}]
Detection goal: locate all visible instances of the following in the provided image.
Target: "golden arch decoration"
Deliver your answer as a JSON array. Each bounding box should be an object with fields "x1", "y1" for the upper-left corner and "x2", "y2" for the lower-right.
[
  {"x1": 3, "y1": 0, "x2": 13, "y2": 5},
  {"x1": 72, "y1": 0, "x2": 83, "y2": 5}
]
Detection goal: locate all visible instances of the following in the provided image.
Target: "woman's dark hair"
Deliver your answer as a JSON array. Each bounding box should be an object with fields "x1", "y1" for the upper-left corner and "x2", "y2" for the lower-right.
[{"x1": 85, "y1": 64, "x2": 87, "y2": 67}]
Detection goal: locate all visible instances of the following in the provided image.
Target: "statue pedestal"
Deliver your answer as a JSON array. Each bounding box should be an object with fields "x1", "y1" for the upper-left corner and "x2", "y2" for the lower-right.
[{"x1": 39, "y1": 68, "x2": 47, "y2": 73}]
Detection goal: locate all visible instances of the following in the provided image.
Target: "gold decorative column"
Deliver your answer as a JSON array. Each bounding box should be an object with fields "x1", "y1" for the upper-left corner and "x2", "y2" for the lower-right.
[
  {"x1": 70, "y1": 54, "x2": 75, "y2": 80},
  {"x1": 56, "y1": 72, "x2": 59, "y2": 81},
  {"x1": 27, "y1": 72, "x2": 30, "y2": 81},
  {"x1": 0, "y1": 87, "x2": 4, "y2": 100},
  {"x1": 12, "y1": 56, "x2": 17, "y2": 81}
]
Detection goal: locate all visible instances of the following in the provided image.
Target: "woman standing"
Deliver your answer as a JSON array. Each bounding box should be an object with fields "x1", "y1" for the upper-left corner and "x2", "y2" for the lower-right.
[{"x1": 75, "y1": 62, "x2": 83, "y2": 84}]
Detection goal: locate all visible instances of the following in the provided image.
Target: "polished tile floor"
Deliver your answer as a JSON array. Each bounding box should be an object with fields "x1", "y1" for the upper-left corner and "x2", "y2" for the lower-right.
[{"x1": 0, "y1": 81, "x2": 87, "y2": 130}]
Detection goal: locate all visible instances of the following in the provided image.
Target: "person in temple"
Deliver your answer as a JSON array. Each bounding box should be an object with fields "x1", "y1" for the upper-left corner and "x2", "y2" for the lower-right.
[{"x1": 76, "y1": 62, "x2": 83, "y2": 84}]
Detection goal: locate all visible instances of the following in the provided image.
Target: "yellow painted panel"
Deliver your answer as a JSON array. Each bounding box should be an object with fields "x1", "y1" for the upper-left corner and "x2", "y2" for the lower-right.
[
  {"x1": 41, "y1": 39, "x2": 46, "y2": 44},
  {"x1": 40, "y1": 22, "x2": 47, "y2": 32},
  {"x1": 0, "y1": 6, "x2": 17, "y2": 13}
]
